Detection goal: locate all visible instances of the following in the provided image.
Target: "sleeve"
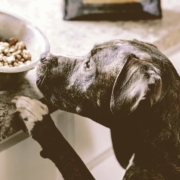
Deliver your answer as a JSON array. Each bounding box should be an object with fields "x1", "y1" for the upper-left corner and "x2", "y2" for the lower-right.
[{"x1": 31, "y1": 114, "x2": 95, "y2": 180}]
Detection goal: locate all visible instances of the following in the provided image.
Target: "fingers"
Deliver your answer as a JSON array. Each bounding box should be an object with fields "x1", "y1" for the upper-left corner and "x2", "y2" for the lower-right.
[
  {"x1": 15, "y1": 108, "x2": 36, "y2": 135},
  {"x1": 11, "y1": 96, "x2": 49, "y2": 121},
  {"x1": 11, "y1": 96, "x2": 49, "y2": 135}
]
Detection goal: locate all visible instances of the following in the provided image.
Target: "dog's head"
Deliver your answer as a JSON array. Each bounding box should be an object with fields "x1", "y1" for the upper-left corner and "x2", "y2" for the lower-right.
[
  {"x1": 36, "y1": 39, "x2": 179, "y2": 168},
  {"x1": 37, "y1": 39, "x2": 175, "y2": 120}
]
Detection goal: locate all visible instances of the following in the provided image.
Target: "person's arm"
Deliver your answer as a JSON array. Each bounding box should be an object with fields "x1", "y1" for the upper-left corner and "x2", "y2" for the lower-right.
[
  {"x1": 32, "y1": 114, "x2": 95, "y2": 180},
  {"x1": 11, "y1": 96, "x2": 96, "y2": 179}
]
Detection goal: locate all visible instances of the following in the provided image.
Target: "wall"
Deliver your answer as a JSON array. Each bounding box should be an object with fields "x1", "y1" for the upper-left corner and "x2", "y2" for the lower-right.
[{"x1": 73, "y1": 115, "x2": 125, "y2": 179}]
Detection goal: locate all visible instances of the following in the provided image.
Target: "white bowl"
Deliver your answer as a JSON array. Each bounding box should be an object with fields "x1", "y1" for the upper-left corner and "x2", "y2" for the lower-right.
[{"x1": 0, "y1": 10, "x2": 50, "y2": 90}]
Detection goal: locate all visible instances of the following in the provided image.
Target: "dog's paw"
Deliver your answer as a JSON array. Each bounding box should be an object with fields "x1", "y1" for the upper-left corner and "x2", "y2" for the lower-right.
[{"x1": 11, "y1": 96, "x2": 49, "y2": 135}]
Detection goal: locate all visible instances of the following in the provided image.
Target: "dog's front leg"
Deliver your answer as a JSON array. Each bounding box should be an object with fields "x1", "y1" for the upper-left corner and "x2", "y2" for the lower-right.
[{"x1": 12, "y1": 96, "x2": 95, "y2": 180}]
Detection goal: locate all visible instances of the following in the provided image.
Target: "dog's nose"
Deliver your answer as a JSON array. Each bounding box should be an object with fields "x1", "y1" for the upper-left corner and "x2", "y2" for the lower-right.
[
  {"x1": 40, "y1": 53, "x2": 47, "y2": 63},
  {"x1": 40, "y1": 53, "x2": 51, "y2": 63},
  {"x1": 40, "y1": 56, "x2": 47, "y2": 63},
  {"x1": 40, "y1": 53, "x2": 58, "y2": 66}
]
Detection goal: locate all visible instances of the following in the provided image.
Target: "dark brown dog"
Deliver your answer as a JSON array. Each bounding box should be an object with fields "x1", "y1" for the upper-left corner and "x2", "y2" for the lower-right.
[{"x1": 13, "y1": 39, "x2": 180, "y2": 179}]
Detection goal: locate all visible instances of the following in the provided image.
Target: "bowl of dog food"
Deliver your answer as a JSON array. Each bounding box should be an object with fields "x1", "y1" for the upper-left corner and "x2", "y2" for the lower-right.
[{"x1": 0, "y1": 10, "x2": 50, "y2": 90}]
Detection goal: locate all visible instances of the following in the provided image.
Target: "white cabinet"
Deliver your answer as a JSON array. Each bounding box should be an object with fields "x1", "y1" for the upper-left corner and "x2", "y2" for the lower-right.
[
  {"x1": 69, "y1": 114, "x2": 125, "y2": 180},
  {"x1": 73, "y1": 115, "x2": 112, "y2": 165},
  {"x1": 91, "y1": 154, "x2": 125, "y2": 180}
]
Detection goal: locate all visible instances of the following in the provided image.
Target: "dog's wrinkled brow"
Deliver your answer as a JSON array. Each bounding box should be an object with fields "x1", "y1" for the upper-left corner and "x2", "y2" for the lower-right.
[{"x1": 93, "y1": 39, "x2": 125, "y2": 50}]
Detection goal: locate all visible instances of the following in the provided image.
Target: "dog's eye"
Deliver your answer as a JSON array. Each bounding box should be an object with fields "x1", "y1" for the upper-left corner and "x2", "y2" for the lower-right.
[{"x1": 84, "y1": 60, "x2": 91, "y2": 71}]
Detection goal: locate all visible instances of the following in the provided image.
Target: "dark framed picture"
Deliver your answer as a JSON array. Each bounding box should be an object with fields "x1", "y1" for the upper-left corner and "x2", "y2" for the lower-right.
[{"x1": 63, "y1": 0, "x2": 162, "y2": 20}]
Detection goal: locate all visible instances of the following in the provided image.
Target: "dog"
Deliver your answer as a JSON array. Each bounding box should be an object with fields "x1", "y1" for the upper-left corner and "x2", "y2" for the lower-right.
[{"x1": 12, "y1": 39, "x2": 180, "y2": 179}]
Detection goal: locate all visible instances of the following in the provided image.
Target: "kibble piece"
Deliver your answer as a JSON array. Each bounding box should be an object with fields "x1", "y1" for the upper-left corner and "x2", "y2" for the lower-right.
[
  {"x1": 13, "y1": 62, "x2": 19, "y2": 67},
  {"x1": 7, "y1": 55, "x2": 15, "y2": 64},
  {"x1": 2, "y1": 56, "x2": 7, "y2": 62},
  {"x1": 16, "y1": 41, "x2": 26, "y2": 50},
  {"x1": 6, "y1": 53, "x2": 11, "y2": 57},
  {"x1": 20, "y1": 58, "x2": 25, "y2": 62},
  {"x1": 22, "y1": 49, "x2": 31, "y2": 60},
  {"x1": 0, "y1": 47, "x2": 4, "y2": 53},
  {"x1": 0, "y1": 46, "x2": 5, "y2": 52},
  {"x1": 16, "y1": 54, "x2": 21, "y2": 60},
  {"x1": 14, "y1": 50, "x2": 21, "y2": 55},
  {"x1": 9, "y1": 37, "x2": 18, "y2": 46},
  {"x1": 3, "y1": 48, "x2": 9, "y2": 55},
  {"x1": 2, "y1": 42, "x2": 9, "y2": 48},
  {"x1": 3, "y1": 62, "x2": 8, "y2": 66},
  {"x1": 24, "y1": 60, "x2": 31, "y2": 65},
  {"x1": 9, "y1": 46, "x2": 16, "y2": 53},
  {"x1": 0, "y1": 54, "x2": 3, "y2": 61},
  {"x1": 0, "y1": 62, "x2": 3, "y2": 67}
]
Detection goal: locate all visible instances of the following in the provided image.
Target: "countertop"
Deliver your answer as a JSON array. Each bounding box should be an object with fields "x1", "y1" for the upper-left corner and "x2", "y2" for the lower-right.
[{"x1": 0, "y1": 0, "x2": 180, "y2": 145}]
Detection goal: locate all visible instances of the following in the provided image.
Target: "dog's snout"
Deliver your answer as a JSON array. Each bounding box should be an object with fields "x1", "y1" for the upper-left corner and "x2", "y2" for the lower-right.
[
  {"x1": 40, "y1": 56, "x2": 47, "y2": 63},
  {"x1": 40, "y1": 53, "x2": 50, "y2": 63},
  {"x1": 40, "y1": 53, "x2": 58, "y2": 67}
]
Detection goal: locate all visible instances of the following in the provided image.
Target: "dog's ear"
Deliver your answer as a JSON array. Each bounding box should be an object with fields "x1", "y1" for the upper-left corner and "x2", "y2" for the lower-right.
[
  {"x1": 110, "y1": 55, "x2": 162, "y2": 117},
  {"x1": 110, "y1": 55, "x2": 162, "y2": 169}
]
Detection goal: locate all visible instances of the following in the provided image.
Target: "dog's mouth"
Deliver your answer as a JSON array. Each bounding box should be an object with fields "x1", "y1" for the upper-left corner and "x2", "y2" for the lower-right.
[
  {"x1": 36, "y1": 62, "x2": 86, "y2": 113},
  {"x1": 36, "y1": 74, "x2": 47, "y2": 91},
  {"x1": 36, "y1": 73, "x2": 60, "y2": 108},
  {"x1": 36, "y1": 58, "x2": 74, "y2": 109},
  {"x1": 36, "y1": 59, "x2": 54, "y2": 98}
]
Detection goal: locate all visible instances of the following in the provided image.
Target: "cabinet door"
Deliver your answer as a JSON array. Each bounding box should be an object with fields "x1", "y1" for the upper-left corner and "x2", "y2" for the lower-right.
[
  {"x1": 91, "y1": 154, "x2": 125, "y2": 180},
  {"x1": 72, "y1": 115, "x2": 125, "y2": 179}
]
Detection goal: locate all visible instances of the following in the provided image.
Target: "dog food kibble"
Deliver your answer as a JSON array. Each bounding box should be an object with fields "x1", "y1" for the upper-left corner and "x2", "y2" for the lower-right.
[{"x1": 0, "y1": 38, "x2": 31, "y2": 67}]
